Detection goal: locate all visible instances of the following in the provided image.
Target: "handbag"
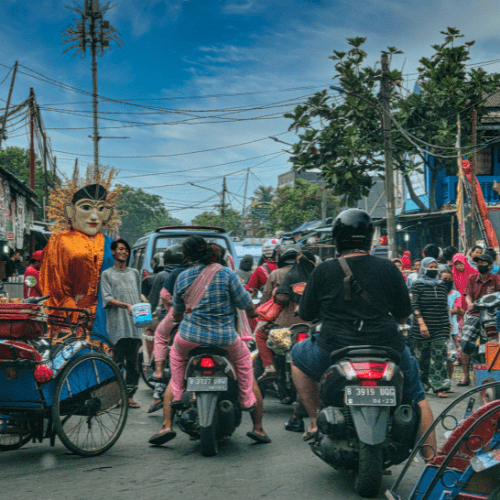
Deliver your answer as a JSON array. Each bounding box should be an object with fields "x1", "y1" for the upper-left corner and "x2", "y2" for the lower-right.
[{"x1": 256, "y1": 297, "x2": 283, "y2": 322}]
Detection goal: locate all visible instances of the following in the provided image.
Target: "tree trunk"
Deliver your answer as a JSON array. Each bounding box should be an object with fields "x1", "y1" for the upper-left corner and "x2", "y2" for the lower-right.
[{"x1": 403, "y1": 174, "x2": 429, "y2": 212}]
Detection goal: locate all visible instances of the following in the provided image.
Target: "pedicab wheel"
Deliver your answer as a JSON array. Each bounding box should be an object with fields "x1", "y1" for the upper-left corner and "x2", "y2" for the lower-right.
[
  {"x1": 0, "y1": 425, "x2": 32, "y2": 451},
  {"x1": 480, "y1": 377, "x2": 500, "y2": 405},
  {"x1": 355, "y1": 443, "x2": 383, "y2": 498},
  {"x1": 138, "y1": 351, "x2": 155, "y2": 390},
  {"x1": 52, "y1": 352, "x2": 128, "y2": 457}
]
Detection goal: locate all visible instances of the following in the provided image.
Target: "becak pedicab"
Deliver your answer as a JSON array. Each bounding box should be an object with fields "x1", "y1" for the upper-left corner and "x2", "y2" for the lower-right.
[{"x1": 0, "y1": 166, "x2": 129, "y2": 456}]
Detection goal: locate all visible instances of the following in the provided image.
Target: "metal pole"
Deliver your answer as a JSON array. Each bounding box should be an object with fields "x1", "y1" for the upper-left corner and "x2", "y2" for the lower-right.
[
  {"x1": 242, "y1": 167, "x2": 250, "y2": 220},
  {"x1": 221, "y1": 177, "x2": 226, "y2": 228},
  {"x1": 0, "y1": 61, "x2": 18, "y2": 149},
  {"x1": 381, "y1": 53, "x2": 396, "y2": 260},
  {"x1": 321, "y1": 180, "x2": 327, "y2": 226},
  {"x1": 470, "y1": 109, "x2": 477, "y2": 246},
  {"x1": 29, "y1": 89, "x2": 35, "y2": 191},
  {"x1": 90, "y1": 12, "x2": 99, "y2": 175}
]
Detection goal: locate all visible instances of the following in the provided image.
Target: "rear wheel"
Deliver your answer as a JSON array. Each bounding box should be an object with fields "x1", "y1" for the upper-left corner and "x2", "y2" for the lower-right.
[
  {"x1": 480, "y1": 377, "x2": 500, "y2": 405},
  {"x1": 355, "y1": 443, "x2": 383, "y2": 498},
  {"x1": 200, "y1": 424, "x2": 218, "y2": 457},
  {"x1": 0, "y1": 415, "x2": 32, "y2": 451},
  {"x1": 52, "y1": 353, "x2": 128, "y2": 457}
]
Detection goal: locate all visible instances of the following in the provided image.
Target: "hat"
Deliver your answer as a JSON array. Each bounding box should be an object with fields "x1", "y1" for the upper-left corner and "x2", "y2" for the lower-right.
[
  {"x1": 32, "y1": 250, "x2": 42, "y2": 261},
  {"x1": 473, "y1": 254, "x2": 494, "y2": 265}
]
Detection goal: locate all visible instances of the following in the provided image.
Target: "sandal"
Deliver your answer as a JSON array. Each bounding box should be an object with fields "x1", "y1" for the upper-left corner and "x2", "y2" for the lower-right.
[
  {"x1": 435, "y1": 392, "x2": 448, "y2": 398},
  {"x1": 457, "y1": 379, "x2": 471, "y2": 386},
  {"x1": 128, "y1": 401, "x2": 141, "y2": 408},
  {"x1": 303, "y1": 429, "x2": 318, "y2": 441}
]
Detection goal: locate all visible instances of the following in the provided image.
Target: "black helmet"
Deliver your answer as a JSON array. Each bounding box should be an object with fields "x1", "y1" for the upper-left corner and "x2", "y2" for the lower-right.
[
  {"x1": 163, "y1": 244, "x2": 184, "y2": 266},
  {"x1": 332, "y1": 209, "x2": 373, "y2": 254},
  {"x1": 278, "y1": 247, "x2": 299, "y2": 268}
]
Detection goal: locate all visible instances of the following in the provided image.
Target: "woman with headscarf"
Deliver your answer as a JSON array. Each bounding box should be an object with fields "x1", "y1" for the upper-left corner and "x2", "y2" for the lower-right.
[
  {"x1": 410, "y1": 257, "x2": 452, "y2": 398},
  {"x1": 452, "y1": 253, "x2": 478, "y2": 311},
  {"x1": 401, "y1": 251, "x2": 412, "y2": 271},
  {"x1": 392, "y1": 258, "x2": 407, "y2": 281},
  {"x1": 236, "y1": 254, "x2": 254, "y2": 284}
]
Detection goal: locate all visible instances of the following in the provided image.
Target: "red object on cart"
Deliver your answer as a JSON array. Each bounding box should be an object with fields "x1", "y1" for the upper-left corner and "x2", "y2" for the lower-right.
[{"x1": 0, "y1": 303, "x2": 47, "y2": 340}]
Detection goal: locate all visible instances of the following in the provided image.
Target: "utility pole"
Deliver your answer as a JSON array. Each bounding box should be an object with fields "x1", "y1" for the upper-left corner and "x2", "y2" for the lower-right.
[
  {"x1": 0, "y1": 61, "x2": 18, "y2": 149},
  {"x1": 470, "y1": 109, "x2": 477, "y2": 246},
  {"x1": 29, "y1": 89, "x2": 35, "y2": 191},
  {"x1": 242, "y1": 167, "x2": 250, "y2": 237},
  {"x1": 62, "y1": 0, "x2": 122, "y2": 175},
  {"x1": 381, "y1": 52, "x2": 396, "y2": 260},
  {"x1": 221, "y1": 177, "x2": 227, "y2": 229}
]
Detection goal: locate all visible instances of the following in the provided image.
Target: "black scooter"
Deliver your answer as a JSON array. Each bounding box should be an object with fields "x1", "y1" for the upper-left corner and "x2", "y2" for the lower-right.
[
  {"x1": 310, "y1": 345, "x2": 421, "y2": 498},
  {"x1": 173, "y1": 346, "x2": 242, "y2": 457}
]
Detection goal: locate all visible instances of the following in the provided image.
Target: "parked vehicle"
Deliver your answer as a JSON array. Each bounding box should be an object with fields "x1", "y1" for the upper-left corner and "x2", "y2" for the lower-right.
[
  {"x1": 0, "y1": 296, "x2": 128, "y2": 456},
  {"x1": 254, "y1": 323, "x2": 310, "y2": 404},
  {"x1": 129, "y1": 226, "x2": 240, "y2": 279},
  {"x1": 310, "y1": 343, "x2": 421, "y2": 498},
  {"x1": 172, "y1": 346, "x2": 243, "y2": 456}
]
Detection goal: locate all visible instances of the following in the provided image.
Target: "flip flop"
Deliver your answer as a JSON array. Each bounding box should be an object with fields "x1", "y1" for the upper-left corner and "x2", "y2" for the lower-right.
[
  {"x1": 246, "y1": 431, "x2": 271, "y2": 444},
  {"x1": 457, "y1": 380, "x2": 471, "y2": 386},
  {"x1": 148, "y1": 430, "x2": 176, "y2": 445},
  {"x1": 303, "y1": 429, "x2": 318, "y2": 441},
  {"x1": 445, "y1": 388, "x2": 456, "y2": 393},
  {"x1": 147, "y1": 401, "x2": 164, "y2": 414},
  {"x1": 128, "y1": 401, "x2": 141, "y2": 408},
  {"x1": 436, "y1": 392, "x2": 448, "y2": 398}
]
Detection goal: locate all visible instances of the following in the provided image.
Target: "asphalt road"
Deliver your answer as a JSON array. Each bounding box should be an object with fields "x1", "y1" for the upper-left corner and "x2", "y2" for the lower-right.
[{"x1": 0, "y1": 371, "x2": 476, "y2": 500}]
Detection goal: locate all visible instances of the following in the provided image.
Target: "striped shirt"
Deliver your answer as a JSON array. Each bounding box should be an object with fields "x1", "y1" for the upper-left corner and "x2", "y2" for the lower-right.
[{"x1": 410, "y1": 281, "x2": 450, "y2": 341}]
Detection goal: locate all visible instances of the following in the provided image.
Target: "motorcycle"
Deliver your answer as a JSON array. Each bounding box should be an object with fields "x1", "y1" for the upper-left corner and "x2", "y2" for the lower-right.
[
  {"x1": 310, "y1": 344, "x2": 421, "y2": 498},
  {"x1": 172, "y1": 346, "x2": 242, "y2": 457},
  {"x1": 254, "y1": 323, "x2": 310, "y2": 404}
]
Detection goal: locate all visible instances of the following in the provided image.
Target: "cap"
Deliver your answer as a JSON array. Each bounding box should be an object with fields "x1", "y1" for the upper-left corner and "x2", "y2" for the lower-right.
[
  {"x1": 32, "y1": 250, "x2": 42, "y2": 261},
  {"x1": 473, "y1": 254, "x2": 494, "y2": 265}
]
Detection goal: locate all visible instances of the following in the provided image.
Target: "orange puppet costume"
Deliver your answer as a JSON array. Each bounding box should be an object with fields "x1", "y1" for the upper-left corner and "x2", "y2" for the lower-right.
[
  {"x1": 39, "y1": 168, "x2": 121, "y2": 339},
  {"x1": 40, "y1": 229, "x2": 111, "y2": 325}
]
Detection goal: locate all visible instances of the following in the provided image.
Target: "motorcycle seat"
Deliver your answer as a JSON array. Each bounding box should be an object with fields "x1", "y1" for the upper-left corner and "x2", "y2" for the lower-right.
[
  {"x1": 330, "y1": 345, "x2": 401, "y2": 365},
  {"x1": 189, "y1": 346, "x2": 229, "y2": 357}
]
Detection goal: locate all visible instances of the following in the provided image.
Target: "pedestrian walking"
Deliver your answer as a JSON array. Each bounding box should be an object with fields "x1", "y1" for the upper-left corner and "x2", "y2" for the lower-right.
[
  {"x1": 410, "y1": 257, "x2": 452, "y2": 397},
  {"x1": 101, "y1": 238, "x2": 143, "y2": 409}
]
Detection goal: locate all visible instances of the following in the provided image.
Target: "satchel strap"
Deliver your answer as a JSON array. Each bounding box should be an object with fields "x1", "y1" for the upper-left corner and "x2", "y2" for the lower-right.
[{"x1": 338, "y1": 256, "x2": 389, "y2": 315}]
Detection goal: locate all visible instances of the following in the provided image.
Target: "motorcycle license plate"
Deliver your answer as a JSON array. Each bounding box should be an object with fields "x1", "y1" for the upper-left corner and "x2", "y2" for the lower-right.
[
  {"x1": 345, "y1": 386, "x2": 396, "y2": 406},
  {"x1": 186, "y1": 377, "x2": 228, "y2": 392}
]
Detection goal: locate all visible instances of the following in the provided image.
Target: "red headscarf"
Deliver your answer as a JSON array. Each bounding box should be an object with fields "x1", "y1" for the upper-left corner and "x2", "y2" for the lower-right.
[
  {"x1": 452, "y1": 253, "x2": 478, "y2": 309},
  {"x1": 401, "y1": 251, "x2": 412, "y2": 271}
]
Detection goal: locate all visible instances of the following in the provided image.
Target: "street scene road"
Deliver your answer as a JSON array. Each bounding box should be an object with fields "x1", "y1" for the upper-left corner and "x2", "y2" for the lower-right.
[{"x1": 0, "y1": 373, "x2": 474, "y2": 500}]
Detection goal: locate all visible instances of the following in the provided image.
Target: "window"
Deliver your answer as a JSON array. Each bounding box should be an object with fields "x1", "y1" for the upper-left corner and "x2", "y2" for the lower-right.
[
  {"x1": 152, "y1": 236, "x2": 230, "y2": 258},
  {"x1": 130, "y1": 246, "x2": 145, "y2": 271}
]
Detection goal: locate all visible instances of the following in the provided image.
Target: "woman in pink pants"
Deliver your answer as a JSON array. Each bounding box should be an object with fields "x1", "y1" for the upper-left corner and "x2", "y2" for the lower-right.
[{"x1": 149, "y1": 236, "x2": 270, "y2": 446}]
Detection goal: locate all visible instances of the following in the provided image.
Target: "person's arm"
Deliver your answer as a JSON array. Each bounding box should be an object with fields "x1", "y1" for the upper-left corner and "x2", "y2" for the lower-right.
[
  {"x1": 298, "y1": 267, "x2": 320, "y2": 321},
  {"x1": 260, "y1": 271, "x2": 274, "y2": 303},
  {"x1": 411, "y1": 283, "x2": 430, "y2": 339},
  {"x1": 101, "y1": 272, "x2": 133, "y2": 314},
  {"x1": 147, "y1": 273, "x2": 163, "y2": 312},
  {"x1": 464, "y1": 275, "x2": 475, "y2": 311},
  {"x1": 247, "y1": 267, "x2": 263, "y2": 293},
  {"x1": 228, "y1": 271, "x2": 255, "y2": 317}
]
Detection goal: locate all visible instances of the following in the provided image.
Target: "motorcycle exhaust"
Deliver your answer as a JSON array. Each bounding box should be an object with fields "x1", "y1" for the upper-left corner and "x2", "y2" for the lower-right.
[{"x1": 219, "y1": 400, "x2": 234, "y2": 413}]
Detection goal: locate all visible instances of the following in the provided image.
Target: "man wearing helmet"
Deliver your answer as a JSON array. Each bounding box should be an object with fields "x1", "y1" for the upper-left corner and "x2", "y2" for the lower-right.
[
  {"x1": 246, "y1": 243, "x2": 278, "y2": 294},
  {"x1": 291, "y1": 209, "x2": 436, "y2": 453}
]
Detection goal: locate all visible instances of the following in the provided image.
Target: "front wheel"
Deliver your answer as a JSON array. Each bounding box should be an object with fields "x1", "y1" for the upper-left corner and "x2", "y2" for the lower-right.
[
  {"x1": 52, "y1": 352, "x2": 128, "y2": 457},
  {"x1": 355, "y1": 443, "x2": 383, "y2": 498},
  {"x1": 200, "y1": 424, "x2": 218, "y2": 457},
  {"x1": 480, "y1": 377, "x2": 500, "y2": 405}
]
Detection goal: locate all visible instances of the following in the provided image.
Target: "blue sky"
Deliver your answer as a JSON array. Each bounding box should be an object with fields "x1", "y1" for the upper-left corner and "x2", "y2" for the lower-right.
[{"x1": 1, "y1": 0, "x2": 500, "y2": 223}]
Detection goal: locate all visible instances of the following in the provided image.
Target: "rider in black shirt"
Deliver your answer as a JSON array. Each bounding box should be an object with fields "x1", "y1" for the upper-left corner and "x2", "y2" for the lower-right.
[{"x1": 291, "y1": 209, "x2": 436, "y2": 456}]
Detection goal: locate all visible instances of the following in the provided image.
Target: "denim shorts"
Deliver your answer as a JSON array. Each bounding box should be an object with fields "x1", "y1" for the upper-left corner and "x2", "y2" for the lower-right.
[{"x1": 291, "y1": 336, "x2": 426, "y2": 404}]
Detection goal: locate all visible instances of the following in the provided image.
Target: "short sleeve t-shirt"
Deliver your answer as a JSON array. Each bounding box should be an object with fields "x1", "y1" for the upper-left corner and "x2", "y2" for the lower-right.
[{"x1": 299, "y1": 255, "x2": 412, "y2": 353}]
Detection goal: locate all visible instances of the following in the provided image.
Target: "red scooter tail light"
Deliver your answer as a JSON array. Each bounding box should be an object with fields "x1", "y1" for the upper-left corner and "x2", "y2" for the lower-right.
[
  {"x1": 34, "y1": 365, "x2": 53, "y2": 384},
  {"x1": 296, "y1": 333, "x2": 308, "y2": 343},
  {"x1": 350, "y1": 362, "x2": 387, "y2": 380},
  {"x1": 200, "y1": 357, "x2": 216, "y2": 368}
]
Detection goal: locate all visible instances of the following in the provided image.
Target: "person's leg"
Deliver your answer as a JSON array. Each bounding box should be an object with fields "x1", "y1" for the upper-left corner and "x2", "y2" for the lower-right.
[
  {"x1": 291, "y1": 363, "x2": 320, "y2": 434},
  {"x1": 413, "y1": 339, "x2": 430, "y2": 391},
  {"x1": 169, "y1": 336, "x2": 200, "y2": 402},
  {"x1": 429, "y1": 338, "x2": 451, "y2": 395},
  {"x1": 225, "y1": 336, "x2": 257, "y2": 409},
  {"x1": 152, "y1": 309, "x2": 175, "y2": 378},
  {"x1": 460, "y1": 352, "x2": 471, "y2": 384},
  {"x1": 248, "y1": 379, "x2": 268, "y2": 438},
  {"x1": 124, "y1": 339, "x2": 142, "y2": 406},
  {"x1": 417, "y1": 398, "x2": 437, "y2": 462},
  {"x1": 255, "y1": 327, "x2": 275, "y2": 374},
  {"x1": 148, "y1": 381, "x2": 177, "y2": 444}
]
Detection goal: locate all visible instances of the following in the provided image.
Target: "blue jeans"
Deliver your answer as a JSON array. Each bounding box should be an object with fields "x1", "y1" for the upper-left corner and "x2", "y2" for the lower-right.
[{"x1": 291, "y1": 335, "x2": 426, "y2": 404}]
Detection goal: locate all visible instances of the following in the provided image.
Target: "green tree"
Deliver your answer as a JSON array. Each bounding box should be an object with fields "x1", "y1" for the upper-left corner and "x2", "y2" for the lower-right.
[
  {"x1": 192, "y1": 205, "x2": 243, "y2": 235},
  {"x1": 0, "y1": 146, "x2": 58, "y2": 219},
  {"x1": 252, "y1": 185, "x2": 274, "y2": 202},
  {"x1": 271, "y1": 179, "x2": 340, "y2": 231},
  {"x1": 285, "y1": 28, "x2": 500, "y2": 211},
  {"x1": 118, "y1": 186, "x2": 180, "y2": 245}
]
